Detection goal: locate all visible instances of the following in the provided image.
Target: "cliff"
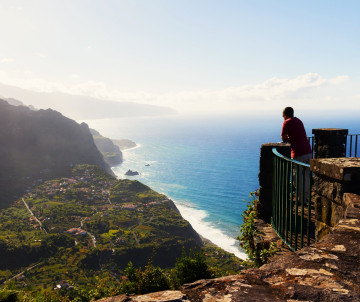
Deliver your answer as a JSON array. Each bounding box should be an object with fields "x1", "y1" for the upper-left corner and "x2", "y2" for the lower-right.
[
  {"x1": 90, "y1": 129, "x2": 123, "y2": 167},
  {"x1": 0, "y1": 99, "x2": 113, "y2": 208}
]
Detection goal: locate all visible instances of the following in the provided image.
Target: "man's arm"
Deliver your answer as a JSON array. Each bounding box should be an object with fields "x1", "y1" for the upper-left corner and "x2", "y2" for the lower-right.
[
  {"x1": 281, "y1": 121, "x2": 289, "y2": 142},
  {"x1": 281, "y1": 134, "x2": 289, "y2": 142}
]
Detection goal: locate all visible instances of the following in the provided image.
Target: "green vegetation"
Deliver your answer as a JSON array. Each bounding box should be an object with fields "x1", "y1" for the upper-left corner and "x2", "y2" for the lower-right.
[
  {"x1": 237, "y1": 190, "x2": 277, "y2": 267},
  {"x1": 0, "y1": 248, "x2": 217, "y2": 301},
  {"x1": 0, "y1": 164, "x2": 242, "y2": 301}
]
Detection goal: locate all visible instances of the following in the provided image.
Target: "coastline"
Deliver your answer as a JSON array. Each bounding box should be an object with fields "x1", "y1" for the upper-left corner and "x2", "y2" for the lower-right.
[{"x1": 109, "y1": 138, "x2": 247, "y2": 260}]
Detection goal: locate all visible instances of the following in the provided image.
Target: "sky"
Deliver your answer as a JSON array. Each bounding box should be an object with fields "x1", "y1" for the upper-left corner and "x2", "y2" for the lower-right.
[{"x1": 0, "y1": 0, "x2": 359, "y2": 115}]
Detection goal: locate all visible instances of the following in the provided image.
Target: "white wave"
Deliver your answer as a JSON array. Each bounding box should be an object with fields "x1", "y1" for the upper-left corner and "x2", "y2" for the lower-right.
[
  {"x1": 159, "y1": 183, "x2": 187, "y2": 190},
  {"x1": 174, "y1": 201, "x2": 247, "y2": 260},
  {"x1": 123, "y1": 144, "x2": 142, "y2": 152}
]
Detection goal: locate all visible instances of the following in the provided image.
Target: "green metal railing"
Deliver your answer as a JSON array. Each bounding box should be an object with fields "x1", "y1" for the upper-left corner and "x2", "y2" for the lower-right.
[
  {"x1": 271, "y1": 148, "x2": 314, "y2": 251},
  {"x1": 346, "y1": 134, "x2": 360, "y2": 157}
]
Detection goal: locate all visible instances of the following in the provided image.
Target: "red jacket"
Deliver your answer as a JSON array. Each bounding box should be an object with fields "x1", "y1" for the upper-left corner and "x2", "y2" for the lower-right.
[{"x1": 281, "y1": 117, "x2": 312, "y2": 158}]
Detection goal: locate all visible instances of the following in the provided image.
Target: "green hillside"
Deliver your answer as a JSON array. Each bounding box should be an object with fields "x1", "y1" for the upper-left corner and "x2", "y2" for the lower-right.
[{"x1": 0, "y1": 164, "x2": 241, "y2": 298}]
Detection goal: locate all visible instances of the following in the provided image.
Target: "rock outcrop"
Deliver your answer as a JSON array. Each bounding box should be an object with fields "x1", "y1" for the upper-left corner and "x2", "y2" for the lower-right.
[{"x1": 125, "y1": 169, "x2": 139, "y2": 176}]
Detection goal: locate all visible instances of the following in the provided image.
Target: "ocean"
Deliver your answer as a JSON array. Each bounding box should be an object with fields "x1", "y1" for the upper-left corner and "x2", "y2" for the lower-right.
[{"x1": 82, "y1": 113, "x2": 360, "y2": 259}]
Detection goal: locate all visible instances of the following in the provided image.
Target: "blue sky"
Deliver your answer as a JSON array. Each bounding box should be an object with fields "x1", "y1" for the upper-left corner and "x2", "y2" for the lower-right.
[{"x1": 0, "y1": 0, "x2": 359, "y2": 115}]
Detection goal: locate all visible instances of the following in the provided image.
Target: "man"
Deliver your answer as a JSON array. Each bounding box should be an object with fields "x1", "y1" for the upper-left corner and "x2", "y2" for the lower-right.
[
  {"x1": 281, "y1": 107, "x2": 312, "y2": 163},
  {"x1": 281, "y1": 107, "x2": 312, "y2": 203}
]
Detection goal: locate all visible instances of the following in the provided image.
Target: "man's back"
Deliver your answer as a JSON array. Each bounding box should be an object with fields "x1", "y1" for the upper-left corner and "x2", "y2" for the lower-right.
[{"x1": 281, "y1": 117, "x2": 312, "y2": 158}]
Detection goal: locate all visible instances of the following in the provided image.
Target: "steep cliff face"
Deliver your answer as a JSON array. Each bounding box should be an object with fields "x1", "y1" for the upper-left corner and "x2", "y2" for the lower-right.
[
  {"x1": 90, "y1": 129, "x2": 123, "y2": 167},
  {"x1": 0, "y1": 99, "x2": 113, "y2": 208}
]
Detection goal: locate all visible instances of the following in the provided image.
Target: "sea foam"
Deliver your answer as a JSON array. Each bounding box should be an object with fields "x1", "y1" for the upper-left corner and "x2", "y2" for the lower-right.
[{"x1": 174, "y1": 201, "x2": 247, "y2": 259}]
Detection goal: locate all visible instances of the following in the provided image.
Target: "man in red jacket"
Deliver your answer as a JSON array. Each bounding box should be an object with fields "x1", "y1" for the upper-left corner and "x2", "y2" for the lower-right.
[
  {"x1": 281, "y1": 107, "x2": 312, "y2": 203},
  {"x1": 281, "y1": 107, "x2": 312, "y2": 162}
]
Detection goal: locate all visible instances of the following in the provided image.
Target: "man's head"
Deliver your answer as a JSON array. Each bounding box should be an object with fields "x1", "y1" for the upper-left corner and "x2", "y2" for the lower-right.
[{"x1": 283, "y1": 107, "x2": 294, "y2": 120}]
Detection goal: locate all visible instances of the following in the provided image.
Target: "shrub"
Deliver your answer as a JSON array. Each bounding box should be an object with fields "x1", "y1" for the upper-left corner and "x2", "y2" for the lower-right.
[
  {"x1": 237, "y1": 190, "x2": 277, "y2": 267},
  {"x1": 170, "y1": 248, "x2": 214, "y2": 289},
  {"x1": 123, "y1": 261, "x2": 169, "y2": 295}
]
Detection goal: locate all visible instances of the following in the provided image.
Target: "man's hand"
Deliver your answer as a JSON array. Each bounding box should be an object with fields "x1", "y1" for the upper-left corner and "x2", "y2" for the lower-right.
[{"x1": 281, "y1": 134, "x2": 289, "y2": 143}]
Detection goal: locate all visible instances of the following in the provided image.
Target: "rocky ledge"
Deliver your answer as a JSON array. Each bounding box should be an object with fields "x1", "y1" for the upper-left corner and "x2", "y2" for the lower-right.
[{"x1": 99, "y1": 193, "x2": 360, "y2": 301}]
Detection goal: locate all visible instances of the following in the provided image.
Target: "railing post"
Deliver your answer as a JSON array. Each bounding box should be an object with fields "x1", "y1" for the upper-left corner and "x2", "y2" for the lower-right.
[
  {"x1": 312, "y1": 128, "x2": 348, "y2": 158},
  {"x1": 259, "y1": 143, "x2": 290, "y2": 223}
]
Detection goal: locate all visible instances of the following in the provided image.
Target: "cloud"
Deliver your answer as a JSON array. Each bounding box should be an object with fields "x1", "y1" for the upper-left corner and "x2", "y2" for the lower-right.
[
  {"x1": 1, "y1": 57, "x2": 14, "y2": 63},
  {"x1": 148, "y1": 73, "x2": 350, "y2": 113},
  {"x1": 0, "y1": 71, "x2": 353, "y2": 114},
  {"x1": 180, "y1": 73, "x2": 349, "y2": 103}
]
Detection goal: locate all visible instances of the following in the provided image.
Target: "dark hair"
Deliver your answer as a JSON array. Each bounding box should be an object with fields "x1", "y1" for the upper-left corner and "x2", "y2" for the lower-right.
[{"x1": 283, "y1": 107, "x2": 294, "y2": 118}]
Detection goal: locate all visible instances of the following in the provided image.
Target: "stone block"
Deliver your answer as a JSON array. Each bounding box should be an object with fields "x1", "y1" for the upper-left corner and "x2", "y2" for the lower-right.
[
  {"x1": 258, "y1": 143, "x2": 291, "y2": 223},
  {"x1": 312, "y1": 175, "x2": 344, "y2": 204},
  {"x1": 317, "y1": 145, "x2": 345, "y2": 158},
  {"x1": 312, "y1": 128, "x2": 348, "y2": 137},
  {"x1": 316, "y1": 136, "x2": 347, "y2": 145},
  {"x1": 311, "y1": 157, "x2": 360, "y2": 181},
  {"x1": 330, "y1": 201, "x2": 346, "y2": 227},
  {"x1": 343, "y1": 193, "x2": 360, "y2": 219},
  {"x1": 312, "y1": 128, "x2": 348, "y2": 159},
  {"x1": 314, "y1": 195, "x2": 332, "y2": 225},
  {"x1": 315, "y1": 221, "x2": 332, "y2": 241},
  {"x1": 313, "y1": 193, "x2": 346, "y2": 233}
]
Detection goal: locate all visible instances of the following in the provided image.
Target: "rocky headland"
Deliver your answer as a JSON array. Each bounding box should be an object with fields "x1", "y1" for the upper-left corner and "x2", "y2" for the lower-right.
[
  {"x1": 90, "y1": 129, "x2": 137, "y2": 168},
  {"x1": 90, "y1": 128, "x2": 124, "y2": 167}
]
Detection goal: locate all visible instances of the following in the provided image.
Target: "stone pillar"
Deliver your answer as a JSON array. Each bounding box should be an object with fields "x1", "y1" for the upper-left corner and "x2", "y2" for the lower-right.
[
  {"x1": 258, "y1": 143, "x2": 290, "y2": 223},
  {"x1": 310, "y1": 157, "x2": 360, "y2": 240},
  {"x1": 312, "y1": 128, "x2": 348, "y2": 159}
]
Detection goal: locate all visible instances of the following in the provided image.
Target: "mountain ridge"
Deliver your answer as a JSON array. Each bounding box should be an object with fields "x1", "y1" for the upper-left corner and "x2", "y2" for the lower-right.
[
  {"x1": 0, "y1": 82, "x2": 177, "y2": 120},
  {"x1": 0, "y1": 99, "x2": 113, "y2": 208}
]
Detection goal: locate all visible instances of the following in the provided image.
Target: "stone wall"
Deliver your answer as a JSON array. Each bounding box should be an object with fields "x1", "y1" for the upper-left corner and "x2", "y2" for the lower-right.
[
  {"x1": 258, "y1": 143, "x2": 290, "y2": 223},
  {"x1": 312, "y1": 128, "x2": 348, "y2": 158},
  {"x1": 310, "y1": 157, "x2": 360, "y2": 239}
]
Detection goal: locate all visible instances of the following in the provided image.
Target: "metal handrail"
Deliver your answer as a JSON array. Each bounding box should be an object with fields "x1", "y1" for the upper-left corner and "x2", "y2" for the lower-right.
[
  {"x1": 346, "y1": 134, "x2": 360, "y2": 157},
  {"x1": 271, "y1": 148, "x2": 314, "y2": 251}
]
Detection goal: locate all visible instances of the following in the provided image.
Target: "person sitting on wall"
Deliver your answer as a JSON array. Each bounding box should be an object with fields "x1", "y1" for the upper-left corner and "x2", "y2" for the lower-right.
[{"x1": 281, "y1": 107, "x2": 312, "y2": 202}]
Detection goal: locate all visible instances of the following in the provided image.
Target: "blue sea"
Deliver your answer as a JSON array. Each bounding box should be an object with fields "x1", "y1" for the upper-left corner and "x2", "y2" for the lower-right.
[{"x1": 82, "y1": 113, "x2": 360, "y2": 259}]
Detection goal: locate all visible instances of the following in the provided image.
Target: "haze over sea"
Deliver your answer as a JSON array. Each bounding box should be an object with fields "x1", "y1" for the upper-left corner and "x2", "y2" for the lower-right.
[{"x1": 83, "y1": 113, "x2": 360, "y2": 259}]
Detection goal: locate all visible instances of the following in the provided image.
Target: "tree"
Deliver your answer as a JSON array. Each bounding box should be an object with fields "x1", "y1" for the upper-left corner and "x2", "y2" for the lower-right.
[{"x1": 170, "y1": 248, "x2": 214, "y2": 289}]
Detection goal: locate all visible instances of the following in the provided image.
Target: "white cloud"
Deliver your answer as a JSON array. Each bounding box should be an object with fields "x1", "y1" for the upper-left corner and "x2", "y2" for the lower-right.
[
  {"x1": 0, "y1": 71, "x2": 354, "y2": 114},
  {"x1": 70, "y1": 74, "x2": 80, "y2": 79},
  {"x1": 1, "y1": 57, "x2": 14, "y2": 63}
]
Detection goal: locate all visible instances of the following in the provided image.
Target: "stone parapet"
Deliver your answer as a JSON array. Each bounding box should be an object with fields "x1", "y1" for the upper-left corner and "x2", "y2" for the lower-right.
[
  {"x1": 258, "y1": 143, "x2": 290, "y2": 223},
  {"x1": 310, "y1": 157, "x2": 360, "y2": 240},
  {"x1": 311, "y1": 157, "x2": 360, "y2": 181},
  {"x1": 312, "y1": 128, "x2": 348, "y2": 158}
]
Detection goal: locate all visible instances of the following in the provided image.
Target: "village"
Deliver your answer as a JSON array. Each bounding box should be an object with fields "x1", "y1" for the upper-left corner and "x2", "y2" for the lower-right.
[{"x1": 20, "y1": 166, "x2": 171, "y2": 250}]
